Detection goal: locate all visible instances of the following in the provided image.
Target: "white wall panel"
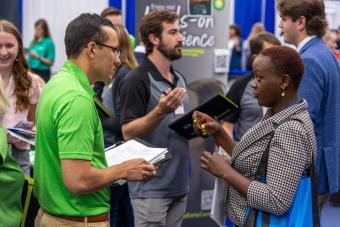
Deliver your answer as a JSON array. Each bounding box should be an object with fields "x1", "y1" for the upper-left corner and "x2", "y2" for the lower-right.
[{"x1": 23, "y1": 0, "x2": 108, "y2": 74}]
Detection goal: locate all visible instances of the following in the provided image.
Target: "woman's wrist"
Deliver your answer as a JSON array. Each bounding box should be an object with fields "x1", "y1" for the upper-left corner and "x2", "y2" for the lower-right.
[{"x1": 213, "y1": 126, "x2": 226, "y2": 144}]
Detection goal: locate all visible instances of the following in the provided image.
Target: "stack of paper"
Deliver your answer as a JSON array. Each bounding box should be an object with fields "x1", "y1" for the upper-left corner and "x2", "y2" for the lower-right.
[
  {"x1": 105, "y1": 139, "x2": 169, "y2": 166},
  {"x1": 7, "y1": 128, "x2": 36, "y2": 146}
]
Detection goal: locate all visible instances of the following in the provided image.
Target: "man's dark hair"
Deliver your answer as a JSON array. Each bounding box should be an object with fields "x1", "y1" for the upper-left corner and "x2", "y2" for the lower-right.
[
  {"x1": 139, "y1": 10, "x2": 178, "y2": 55},
  {"x1": 276, "y1": 0, "x2": 328, "y2": 37},
  {"x1": 249, "y1": 32, "x2": 281, "y2": 55},
  {"x1": 64, "y1": 13, "x2": 114, "y2": 58},
  {"x1": 261, "y1": 46, "x2": 304, "y2": 89},
  {"x1": 101, "y1": 7, "x2": 121, "y2": 17}
]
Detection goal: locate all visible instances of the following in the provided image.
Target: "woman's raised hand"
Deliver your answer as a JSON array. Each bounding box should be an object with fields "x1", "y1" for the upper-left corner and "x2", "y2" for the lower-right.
[{"x1": 192, "y1": 111, "x2": 222, "y2": 137}]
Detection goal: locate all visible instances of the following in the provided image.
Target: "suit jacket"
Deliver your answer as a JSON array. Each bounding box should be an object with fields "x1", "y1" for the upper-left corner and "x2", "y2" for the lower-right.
[
  {"x1": 225, "y1": 100, "x2": 316, "y2": 226},
  {"x1": 298, "y1": 37, "x2": 340, "y2": 193}
]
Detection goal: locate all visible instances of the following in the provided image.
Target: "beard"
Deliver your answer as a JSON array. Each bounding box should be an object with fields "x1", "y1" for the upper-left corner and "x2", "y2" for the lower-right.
[{"x1": 157, "y1": 40, "x2": 182, "y2": 61}]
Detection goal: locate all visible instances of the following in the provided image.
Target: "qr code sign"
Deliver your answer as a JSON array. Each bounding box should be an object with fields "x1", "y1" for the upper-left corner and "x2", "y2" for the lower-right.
[{"x1": 201, "y1": 190, "x2": 213, "y2": 210}]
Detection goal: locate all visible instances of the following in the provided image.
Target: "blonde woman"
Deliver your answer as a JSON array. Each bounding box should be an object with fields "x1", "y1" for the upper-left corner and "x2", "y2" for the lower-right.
[
  {"x1": 241, "y1": 22, "x2": 265, "y2": 70},
  {"x1": 0, "y1": 78, "x2": 25, "y2": 226},
  {"x1": 0, "y1": 20, "x2": 44, "y2": 176}
]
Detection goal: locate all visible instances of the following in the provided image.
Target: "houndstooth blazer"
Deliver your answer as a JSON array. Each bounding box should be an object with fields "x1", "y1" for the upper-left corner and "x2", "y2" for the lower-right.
[{"x1": 225, "y1": 99, "x2": 317, "y2": 226}]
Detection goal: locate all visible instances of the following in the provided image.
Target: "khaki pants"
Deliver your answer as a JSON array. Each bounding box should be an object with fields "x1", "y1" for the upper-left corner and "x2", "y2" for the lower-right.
[{"x1": 34, "y1": 208, "x2": 110, "y2": 227}]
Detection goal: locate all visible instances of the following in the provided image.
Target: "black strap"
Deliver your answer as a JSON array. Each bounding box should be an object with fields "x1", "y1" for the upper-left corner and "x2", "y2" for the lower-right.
[
  {"x1": 243, "y1": 118, "x2": 320, "y2": 227},
  {"x1": 243, "y1": 132, "x2": 274, "y2": 227},
  {"x1": 311, "y1": 155, "x2": 320, "y2": 227},
  {"x1": 254, "y1": 132, "x2": 274, "y2": 181}
]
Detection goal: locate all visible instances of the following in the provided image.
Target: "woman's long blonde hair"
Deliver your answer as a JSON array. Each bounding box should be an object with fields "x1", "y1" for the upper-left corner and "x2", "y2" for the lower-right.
[
  {"x1": 0, "y1": 20, "x2": 32, "y2": 112},
  {"x1": 247, "y1": 23, "x2": 265, "y2": 41},
  {"x1": 113, "y1": 24, "x2": 138, "y2": 69},
  {"x1": 0, "y1": 79, "x2": 8, "y2": 115}
]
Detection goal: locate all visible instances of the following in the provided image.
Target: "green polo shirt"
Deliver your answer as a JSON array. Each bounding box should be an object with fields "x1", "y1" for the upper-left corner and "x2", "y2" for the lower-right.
[
  {"x1": 28, "y1": 37, "x2": 55, "y2": 71},
  {"x1": 34, "y1": 60, "x2": 110, "y2": 216},
  {"x1": 0, "y1": 127, "x2": 24, "y2": 226}
]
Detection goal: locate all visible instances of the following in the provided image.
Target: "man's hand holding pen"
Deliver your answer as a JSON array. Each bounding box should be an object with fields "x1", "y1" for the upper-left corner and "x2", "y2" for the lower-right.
[{"x1": 157, "y1": 87, "x2": 186, "y2": 114}]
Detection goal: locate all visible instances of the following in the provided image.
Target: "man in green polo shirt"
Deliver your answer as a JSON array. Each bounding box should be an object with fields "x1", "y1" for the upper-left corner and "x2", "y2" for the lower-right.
[{"x1": 34, "y1": 13, "x2": 156, "y2": 227}]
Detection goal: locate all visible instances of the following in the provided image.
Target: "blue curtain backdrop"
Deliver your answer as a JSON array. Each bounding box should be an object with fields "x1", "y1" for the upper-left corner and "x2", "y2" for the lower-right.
[
  {"x1": 0, "y1": 0, "x2": 20, "y2": 30},
  {"x1": 234, "y1": 0, "x2": 275, "y2": 40},
  {"x1": 264, "y1": 0, "x2": 275, "y2": 35},
  {"x1": 109, "y1": 0, "x2": 135, "y2": 36}
]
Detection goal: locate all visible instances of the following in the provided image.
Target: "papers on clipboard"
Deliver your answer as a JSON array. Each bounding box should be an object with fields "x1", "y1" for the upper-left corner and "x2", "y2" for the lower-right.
[
  {"x1": 105, "y1": 139, "x2": 171, "y2": 167},
  {"x1": 7, "y1": 128, "x2": 36, "y2": 146},
  {"x1": 105, "y1": 139, "x2": 171, "y2": 185}
]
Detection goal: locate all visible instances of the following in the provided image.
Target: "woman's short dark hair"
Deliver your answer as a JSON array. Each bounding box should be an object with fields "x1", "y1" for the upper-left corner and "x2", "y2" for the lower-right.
[
  {"x1": 276, "y1": 0, "x2": 328, "y2": 37},
  {"x1": 260, "y1": 46, "x2": 304, "y2": 89},
  {"x1": 139, "y1": 10, "x2": 178, "y2": 55},
  {"x1": 64, "y1": 13, "x2": 114, "y2": 58}
]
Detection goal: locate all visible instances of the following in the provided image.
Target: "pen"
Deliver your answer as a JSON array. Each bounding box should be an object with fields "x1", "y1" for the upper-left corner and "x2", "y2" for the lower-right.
[
  {"x1": 113, "y1": 140, "x2": 124, "y2": 148},
  {"x1": 162, "y1": 91, "x2": 168, "y2": 96},
  {"x1": 105, "y1": 140, "x2": 124, "y2": 151}
]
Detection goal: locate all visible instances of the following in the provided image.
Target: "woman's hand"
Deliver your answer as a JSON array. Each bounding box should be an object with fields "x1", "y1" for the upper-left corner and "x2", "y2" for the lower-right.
[
  {"x1": 15, "y1": 120, "x2": 34, "y2": 129},
  {"x1": 7, "y1": 133, "x2": 20, "y2": 145},
  {"x1": 28, "y1": 51, "x2": 39, "y2": 59},
  {"x1": 200, "y1": 151, "x2": 231, "y2": 179},
  {"x1": 192, "y1": 111, "x2": 222, "y2": 137}
]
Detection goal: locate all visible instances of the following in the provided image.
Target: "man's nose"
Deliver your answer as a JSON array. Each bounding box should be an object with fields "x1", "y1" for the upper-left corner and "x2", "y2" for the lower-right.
[
  {"x1": 178, "y1": 33, "x2": 183, "y2": 42},
  {"x1": 114, "y1": 56, "x2": 121, "y2": 67},
  {"x1": 278, "y1": 19, "x2": 283, "y2": 28}
]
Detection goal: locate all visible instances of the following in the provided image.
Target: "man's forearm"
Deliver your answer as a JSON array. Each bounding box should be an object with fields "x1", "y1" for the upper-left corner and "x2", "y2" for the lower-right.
[
  {"x1": 122, "y1": 105, "x2": 167, "y2": 140},
  {"x1": 62, "y1": 159, "x2": 155, "y2": 195},
  {"x1": 62, "y1": 160, "x2": 127, "y2": 195}
]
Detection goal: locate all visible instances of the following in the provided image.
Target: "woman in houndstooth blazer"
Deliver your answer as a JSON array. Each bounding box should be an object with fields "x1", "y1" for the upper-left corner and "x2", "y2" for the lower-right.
[{"x1": 193, "y1": 46, "x2": 317, "y2": 227}]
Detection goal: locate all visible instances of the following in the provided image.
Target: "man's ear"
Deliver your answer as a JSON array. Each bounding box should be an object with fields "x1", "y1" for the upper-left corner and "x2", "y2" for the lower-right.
[
  {"x1": 87, "y1": 42, "x2": 97, "y2": 60},
  {"x1": 297, "y1": 16, "x2": 307, "y2": 31},
  {"x1": 149, "y1": 33, "x2": 160, "y2": 46}
]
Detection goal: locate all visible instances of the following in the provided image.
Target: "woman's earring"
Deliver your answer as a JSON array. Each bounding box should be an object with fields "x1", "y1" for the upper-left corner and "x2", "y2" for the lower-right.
[
  {"x1": 281, "y1": 89, "x2": 285, "y2": 97},
  {"x1": 15, "y1": 58, "x2": 19, "y2": 62}
]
